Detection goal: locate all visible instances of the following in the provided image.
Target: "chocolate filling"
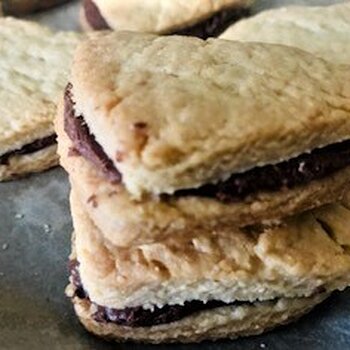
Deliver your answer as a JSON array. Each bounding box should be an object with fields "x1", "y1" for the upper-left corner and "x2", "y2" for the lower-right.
[
  {"x1": 176, "y1": 140, "x2": 350, "y2": 202},
  {"x1": 64, "y1": 84, "x2": 350, "y2": 202},
  {"x1": 0, "y1": 134, "x2": 56, "y2": 166},
  {"x1": 64, "y1": 84, "x2": 121, "y2": 183},
  {"x1": 83, "y1": 0, "x2": 110, "y2": 30},
  {"x1": 69, "y1": 260, "x2": 244, "y2": 327},
  {"x1": 83, "y1": 0, "x2": 250, "y2": 39},
  {"x1": 170, "y1": 7, "x2": 251, "y2": 39}
]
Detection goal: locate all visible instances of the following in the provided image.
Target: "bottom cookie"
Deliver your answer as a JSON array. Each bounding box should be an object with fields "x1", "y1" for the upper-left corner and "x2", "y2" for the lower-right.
[
  {"x1": 68, "y1": 286, "x2": 328, "y2": 344},
  {"x1": 0, "y1": 144, "x2": 58, "y2": 181}
]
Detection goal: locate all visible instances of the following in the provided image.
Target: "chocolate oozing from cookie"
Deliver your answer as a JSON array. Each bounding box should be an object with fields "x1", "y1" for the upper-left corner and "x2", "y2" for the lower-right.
[
  {"x1": 69, "y1": 260, "x2": 242, "y2": 327},
  {"x1": 64, "y1": 84, "x2": 350, "y2": 202},
  {"x1": 177, "y1": 140, "x2": 350, "y2": 201},
  {"x1": 69, "y1": 260, "x2": 327, "y2": 327},
  {"x1": 82, "y1": 0, "x2": 250, "y2": 39},
  {"x1": 171, "y1": 7, "x2": 251, "y2": 39},
  {"x1": 0, "y1": 134, "x2": 56, "y2": 166},
  {"x1": 82, "y1": 0, "x2": 110, "y2": 31},
  {"x1": 64, "y1": 84, "x2": 121, "y2": 183}
]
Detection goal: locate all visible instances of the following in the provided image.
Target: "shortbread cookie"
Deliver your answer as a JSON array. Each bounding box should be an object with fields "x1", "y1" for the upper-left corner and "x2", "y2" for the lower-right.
[
  {"x1": 69, "y1": 32, "x2": 350, "y2": 197},
  {"x1": 69, "y1": 191, "x2": 350, "y2": 310},
  {"x1": 0, "y1": 0, "x2": 69, "y2": 15},
  {"x1": 69, "y1": 284, "x2": 328, "y2": 344},
  {"x1": 81, "y1": 0, "x2": 253, "y2": 38},
  {"x1": 56, "y1": 107, "x2": 350, "y2": 246},
  {"x1": 220, "y1": 2, "x2": 350, "y2": 64},
  {"x1": 65, "y1": 191, "x2": 350, "y2": 342},
  {"x1": 64, "y1": 32, "x2": 350, "y2": 204},
  {"x1": 0, "y1": 18, "x2": 81, "y2": 181}
]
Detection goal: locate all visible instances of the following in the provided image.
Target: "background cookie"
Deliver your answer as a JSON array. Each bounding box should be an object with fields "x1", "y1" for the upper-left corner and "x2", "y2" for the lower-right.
[
  {"x1": 1, "y1": 0, "x2": 70, "y2": 15},
  {"x1": 81, "y1": 0, "x2": 254, "y2": 38},
  {"x1": 0, "y1": 18, "x2": 81, "y2": 181},
  {"x1": 221, "y1": 2, "x2": 350, "y2": 64}
]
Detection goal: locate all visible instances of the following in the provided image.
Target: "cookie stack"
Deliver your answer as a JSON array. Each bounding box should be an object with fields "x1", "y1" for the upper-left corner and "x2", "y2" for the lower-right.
[
  {"x1": 56, "y1": 32, "x2": 350, "y2": 343},
  {"x1": 0, "y1": 18, "x2": 81, "y2": 181}
]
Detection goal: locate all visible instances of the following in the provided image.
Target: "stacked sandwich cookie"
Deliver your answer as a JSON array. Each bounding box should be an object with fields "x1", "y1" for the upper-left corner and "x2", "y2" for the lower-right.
[
  {"x1": 80, "y1": 0, "x2": 254, "y2": 39},
  {"x1": 56, "y1": 32, "x2": 350, "y2": 343},
  {"x1": 0, "y1": 18, "x2": 81, "y2": 181}
]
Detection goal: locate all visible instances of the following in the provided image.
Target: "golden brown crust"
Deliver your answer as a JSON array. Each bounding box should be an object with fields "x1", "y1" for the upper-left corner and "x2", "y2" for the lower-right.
[
  {"x1": 221, "y1": 3, "x2": 350, "y2": 64},
  {"x1": 91, "y1": 0, "x2": 253, "y2": 34},
  {"x1": 71, "y1": 32, "x2": 350, "y2": 196},
  {"x1": 56, "y1": 108, "x2": 350, "y2": 247},
  {"x1": 69, "y1": 288, "x2": 328, "y2": 344}
]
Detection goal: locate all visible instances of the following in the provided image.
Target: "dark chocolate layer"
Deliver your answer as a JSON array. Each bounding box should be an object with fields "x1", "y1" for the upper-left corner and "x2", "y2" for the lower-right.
[
  {"x1": 0, "y1": 134, "x2": 56, "y2": 166},
  {"x1": 83, "y1": 0, "x2": 250, "y2": 39},
  {"x1": 64, "y1": 84, "x2": 121, "y2": 183},
  {"x1": 83, "y1": 0, "x2": 110, "y2": 30},
  {"x1": 176, "y1": 140, "x2": 350, "y2": 202},
  {"x1": 69, "y1": 260, "x2": 242, "y2": 327},
  {"x1": 170, "y1": 7, "x2": 251, "y2": 39},
  {"x1": 64, "y1": 84, "x2": 350, "y2": 202}
]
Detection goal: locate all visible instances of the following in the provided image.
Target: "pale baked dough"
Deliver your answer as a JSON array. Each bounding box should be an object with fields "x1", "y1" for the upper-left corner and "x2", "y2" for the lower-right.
[
  {"x1": 71, "y1": 32, "x2": 350, "y2": 196},
  {"x1": 0, "y1": 18, "x2": 81, "y2": 179},
  {"x1": 68, "y1": 287, "x2": 328, "y2": 343},
  {"x1": 69, "y1": 188, "x2": 350, "y2": 310},
  {"x1": 221, "y1": 2, "x2": 350, "y2": 64},
  {"x1": 89, "y1": 0, "x2": 253, "y2": 33},
  {"x1": 57, "y1": 83, "x2": 350, "y2": 247},
  {"x1": 0, "y1": 144, "x2": 58, "y2": 181}
]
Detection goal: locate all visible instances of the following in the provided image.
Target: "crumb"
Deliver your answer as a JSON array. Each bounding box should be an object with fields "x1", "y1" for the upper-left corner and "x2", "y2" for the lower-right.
[
  {"x1": 43, "y1": 224, "x2": 51, "y2": 233},
  {"x1": 2, "y1": 243, "x2": 8, "y2": 250},
  {"x1": 260, "y1": 344, "x2": 267, "y2": 349},
  {"x1": 15, "y1": 213, "x2": 24, "y2": 219}
]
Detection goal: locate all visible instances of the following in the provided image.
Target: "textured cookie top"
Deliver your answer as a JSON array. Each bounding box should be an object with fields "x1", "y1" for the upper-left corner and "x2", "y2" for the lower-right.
[
  {"x1": 93, "y1": 0, "x2": 252, "y2": 33},
  {"x1": 0, "y1": 18, "x2": 81, "y2": 155},
  {"x1": 72, "y1": 189, "x2": 350, "y2": 309},
  {"x1": 71, "y1": 31, "x2": 350, "y2": 196},
  {"x1": 221, "y1": 2, "x2": 350, "y2": 64}
]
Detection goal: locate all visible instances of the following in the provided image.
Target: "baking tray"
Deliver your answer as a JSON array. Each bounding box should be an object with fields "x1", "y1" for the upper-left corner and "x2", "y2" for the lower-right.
[{"x1": 1, "y1": 1, "x2": 349, "y2": 349}]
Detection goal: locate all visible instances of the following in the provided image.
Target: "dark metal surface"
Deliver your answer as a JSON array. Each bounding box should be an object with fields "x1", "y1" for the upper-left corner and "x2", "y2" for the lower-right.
[{"x1": 1, "y1": 0, "x2": 349, "y2": 349}]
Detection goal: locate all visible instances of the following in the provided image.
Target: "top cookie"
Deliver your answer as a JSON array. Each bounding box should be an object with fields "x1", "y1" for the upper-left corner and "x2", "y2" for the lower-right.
[
  {"x1": 0, "y1": 18, "x2": 81, "y2": 160},
  {"x1": 70, "y1": 31, "x2": 350, "y2": 197},
  {"x1": 82, "y1": 0, "x2": 253, "y2": 38},
  {"x1": 220, "y1": 2, "x2": 350, "y2": 64}
]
